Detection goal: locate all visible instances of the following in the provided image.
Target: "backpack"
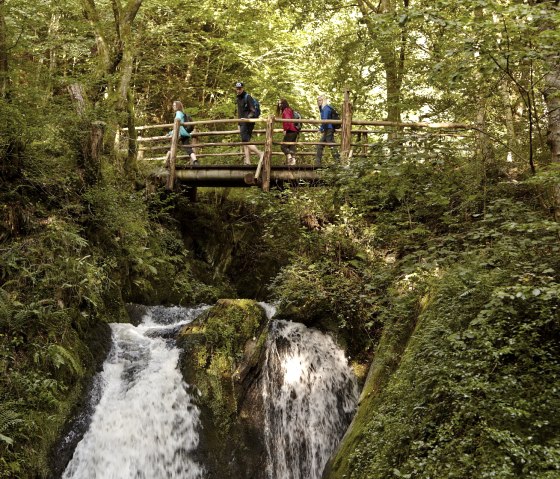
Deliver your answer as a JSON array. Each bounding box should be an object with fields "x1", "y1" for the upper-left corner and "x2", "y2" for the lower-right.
[
  {"x1": 177, "y1": 111, "x2": 194, "y2": 134},
  {"x1": 330, "y1": 107, "x2": 341, "y2": 129},
  {"x1": 183, "y1": 112, "x2": 195, "y2": 133},
  {"x1": 293, "y1": 110, "x2": 302, "y2": 131},
  {"x1": 245, "y1": 93, "x2": 261, "y2": 118}
]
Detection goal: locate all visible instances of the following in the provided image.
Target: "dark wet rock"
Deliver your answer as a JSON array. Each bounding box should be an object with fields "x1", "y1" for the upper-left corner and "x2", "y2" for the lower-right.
[{"x1": 177, "y1": 299, "x2": 270, "y2": 479}]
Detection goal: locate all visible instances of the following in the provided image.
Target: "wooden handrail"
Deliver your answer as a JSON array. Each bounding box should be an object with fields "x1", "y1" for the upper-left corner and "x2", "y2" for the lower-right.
[
  {"x1": 122, "y1": 117, "x2": 264, "y2": 133},
  {"x1": 140, "y1": 141, "x2": 339, "y2": 152},
  {"x1": 127, "y1": 118, "x2": 471, "y2": 133}
]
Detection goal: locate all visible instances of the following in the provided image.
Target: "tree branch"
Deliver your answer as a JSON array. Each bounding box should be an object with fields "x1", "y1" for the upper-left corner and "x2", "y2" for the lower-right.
[{"x1": 123, "y1": 0, "x2": 143, "y2": 25}]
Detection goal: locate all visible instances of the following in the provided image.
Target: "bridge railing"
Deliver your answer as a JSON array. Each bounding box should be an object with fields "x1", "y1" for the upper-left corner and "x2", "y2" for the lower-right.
[{"x1": 119, "y1": 90, "x2": 474, "y2": 191}]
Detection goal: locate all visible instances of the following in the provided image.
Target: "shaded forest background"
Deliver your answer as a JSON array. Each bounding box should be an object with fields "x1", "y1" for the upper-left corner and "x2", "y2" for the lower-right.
[{"x1": 1, "y1": 0, "x2": 559, "y2": 478}]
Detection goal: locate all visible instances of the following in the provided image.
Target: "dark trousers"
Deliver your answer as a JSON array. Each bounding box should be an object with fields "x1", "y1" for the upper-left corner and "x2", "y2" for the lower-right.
[
  {"x1": 281, "y1": 131, "x2": 298, "y2": 156},
  {"x1": 239, "y1": 123, "x2": 255, "y2": 142},
  {"x1": 315, "y1": 128, "x2": 339, "y2": 165}
]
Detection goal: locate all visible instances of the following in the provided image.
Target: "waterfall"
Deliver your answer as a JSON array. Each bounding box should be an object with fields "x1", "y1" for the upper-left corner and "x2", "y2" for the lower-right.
[
  {"x1": 262, "y1": 320, "x2": 358, "y2": 479},
  {"x1": 62, "y1": 306, "x2": 207, "y2": 479}
]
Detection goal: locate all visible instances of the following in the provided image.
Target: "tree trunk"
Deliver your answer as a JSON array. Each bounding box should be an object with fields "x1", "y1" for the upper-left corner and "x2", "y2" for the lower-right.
[
  {"x1": 379, "y1": 48, "x2": 402, "y2": 123},
  {"x1": 541, "y1": 55, "x2": 560, "y2": 221},
  {"x1": 341, "y1": 89, "x2": 353, "y2": 163},
  {"x1": 533, "y1": 0, "x2": 560, "y2": 220},
  {"x1": 0, "y1": 0, "x2": 8, "y2": 98},
  {"x1": 125, "y1": 86, "x2": 138, "y2": 175},
  {"x1": 357, "y1": 0, "x2": 406, "y2": 124},
  {"x1": 542, "y1": 67, "x2": 560, "y2": 165},
  {"x1": 81, "y1": 121, "x2": 106, "y2": 186},
  {"x1": 81, "y1": 0, "x2": 111, "y2": 72},
  {"x1": 80, "y1": 0, "x2": 143, "y2": 177},
  {"x1": 500, "y1": 82, "x2": 519, "y2": 163},
  {"x1": 68, "y1": 83, "x2": 88, "y2": 116}
]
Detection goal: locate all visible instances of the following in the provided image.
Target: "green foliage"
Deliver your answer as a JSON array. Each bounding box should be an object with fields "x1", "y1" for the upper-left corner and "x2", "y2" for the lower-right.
[
  {"x1": 324, "y1": 188, "x2": 560, "y2": 478},
  {"x1": 272, "y1": 253, "x2": 389, "y2": 355},
  {"x1": 0, "y1": 289, "x2": 84, "y2": 478}
]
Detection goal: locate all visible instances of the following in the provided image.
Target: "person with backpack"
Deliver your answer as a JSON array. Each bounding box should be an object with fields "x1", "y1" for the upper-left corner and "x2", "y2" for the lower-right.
[
  {"x1": 276, "y1": 98, "x2": 300, "y2": 165},
  {"x1": 315, "y1": 94, "x2": 340, "y2": 166},
  {"x1": 165, "y1": 100, "x2": 198, "y2": 166},
  {"x1": 235, "y1": 81, "x2": 264, "y2": 165}
]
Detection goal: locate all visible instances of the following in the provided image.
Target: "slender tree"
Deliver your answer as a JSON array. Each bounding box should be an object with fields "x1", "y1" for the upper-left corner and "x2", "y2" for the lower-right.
[
  {"x1": 534, "y1": 0, "x2": 560, "y2": 164},
  {"x1": 0, "y1": 0, "x2": 8, "y2": 98},
  {"x1": 80, "y1": 0, "x2": 144, "y2": 174},
  {"x1": 357, "y1": 0, "x2": 408, "y2": 123}
]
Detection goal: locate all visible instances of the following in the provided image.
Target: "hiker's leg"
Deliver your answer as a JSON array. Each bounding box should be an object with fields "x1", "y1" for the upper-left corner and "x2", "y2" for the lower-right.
[
  {"x1": 248, "y1": 144, "x2": 264, "y2": 166},
  {"x1": 285, "y1": 131, "x2": 297, "y2": 165},
  {"x1": 324, "y1": 128, "x2": 339, "y2": 161},
  {"x1": 246, "y1": 123, "x2": 261, "y2": 157},
  {"x1": 240, "y1": 123, "x2": 255, "y2": 164},
  {"x1": 281, "y1": 133, "x2": 291, "y2": 163},
  {"x1": 243, "y1": 146, "x2": 251, "y2": 165},
  {"x1": 185, "y1": 143, "x2": 198, "y2": 165},
  {"x1": 247, "y1": 144, "x2": 262, "y2": 156},
  {"x1": 315, "y1": 130, "x2": 327, "y2": 166}
]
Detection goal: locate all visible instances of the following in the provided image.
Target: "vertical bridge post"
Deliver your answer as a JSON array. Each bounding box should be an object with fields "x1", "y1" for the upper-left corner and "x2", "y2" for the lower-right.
[
  {"x1": 166, "y1": 118, "x2": 180, "y2": 190},
  {"x1": 341, "y1": 88, "x2": 353, "y2": 164},
  {"x1": 262, "y1": 115, "x2": 274, "y2": 192},
  {"x1": 136, "y1": 131, "x2": 144, "y2": 163}
]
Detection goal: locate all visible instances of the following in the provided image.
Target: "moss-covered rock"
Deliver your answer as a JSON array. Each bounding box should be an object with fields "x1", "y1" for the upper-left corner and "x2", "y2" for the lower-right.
[
  {"x1": 324, "y1": 262, "x2": 560, "y2": 479},
  {"x1": 177, "y1": 299, "x2": 270, "y2": 479}
]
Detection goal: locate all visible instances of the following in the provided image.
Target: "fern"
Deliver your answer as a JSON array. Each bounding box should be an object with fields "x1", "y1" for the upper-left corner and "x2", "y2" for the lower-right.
[
  {"x1": 0, "y1": 403, "x2": 23, "y2": 445},
  {"x1": 0, "y1": 288, "x2": 14, "y2": 328},
  {"x1": 47, "y1": 344, "x2": 84, "y2": 376}
]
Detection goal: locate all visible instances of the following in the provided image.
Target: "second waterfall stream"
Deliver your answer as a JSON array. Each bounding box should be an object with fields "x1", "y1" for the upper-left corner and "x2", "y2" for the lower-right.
[{"x1": 262, "y1": 319, "x2": 358, "y2": 479}]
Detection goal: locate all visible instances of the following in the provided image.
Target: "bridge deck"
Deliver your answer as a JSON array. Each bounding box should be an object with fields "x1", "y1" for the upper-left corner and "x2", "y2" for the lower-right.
[{"x1": 170, "y1": 164, "x2": 322, "y2": 188}]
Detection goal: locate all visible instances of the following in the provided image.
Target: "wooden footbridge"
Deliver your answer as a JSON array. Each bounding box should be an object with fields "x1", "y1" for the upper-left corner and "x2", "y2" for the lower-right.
[{"x1": 121, "y1": 91, "x2": 473, "y2": 192}]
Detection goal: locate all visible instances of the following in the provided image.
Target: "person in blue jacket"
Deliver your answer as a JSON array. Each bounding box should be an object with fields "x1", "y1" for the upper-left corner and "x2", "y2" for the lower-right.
[
  {"x1": 315, "y1": 94, "x2": 339, "y2": 166},
  {"x1": 166, "y1": 100, "x2": 198, "y2": 166}
]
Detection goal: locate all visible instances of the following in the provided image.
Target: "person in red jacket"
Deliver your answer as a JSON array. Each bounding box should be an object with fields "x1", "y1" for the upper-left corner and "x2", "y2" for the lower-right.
[{"x1": 276, "y1": 99, "x2": 299, "y2": 165}]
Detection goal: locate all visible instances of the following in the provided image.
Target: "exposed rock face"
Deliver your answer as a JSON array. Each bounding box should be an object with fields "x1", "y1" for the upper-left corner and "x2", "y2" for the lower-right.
[{"x1": 177, "y1": 299, "x2": 270, "y2": 479}]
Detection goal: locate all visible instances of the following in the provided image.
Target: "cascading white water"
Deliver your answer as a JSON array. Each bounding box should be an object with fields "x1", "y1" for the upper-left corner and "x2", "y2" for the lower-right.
[
  {"x1": 262, "y1": 320, "x2": 359, "y2": 479},
  {"x1": 62, "y1": 306, "x2": 207, "y2": 479}
]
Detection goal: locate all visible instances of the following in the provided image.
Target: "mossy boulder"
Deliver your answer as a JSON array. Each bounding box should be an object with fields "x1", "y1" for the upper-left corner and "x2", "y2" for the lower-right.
[
  {"x1": 177, "y1": 299, "x2": 270, "y2": 479},
  {"x1": 324, "y1": 263, "x2": 560, "y2": 479}
]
